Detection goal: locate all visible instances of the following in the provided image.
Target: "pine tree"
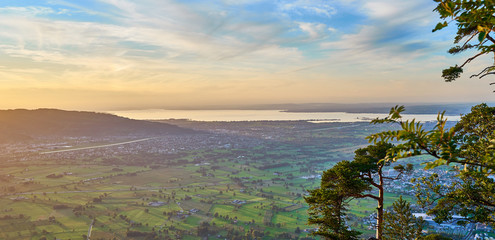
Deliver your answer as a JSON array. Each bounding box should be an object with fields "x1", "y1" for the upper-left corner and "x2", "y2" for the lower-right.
[
  {"x1": 382, "y1": 196, "x2": 425, "y2": 240},
  {"x1": 305, "y1": 160, "x2": 366, "y2": 240},
  {"x1": 306, "y1": 143, "x2": 413, "y2": 239}
]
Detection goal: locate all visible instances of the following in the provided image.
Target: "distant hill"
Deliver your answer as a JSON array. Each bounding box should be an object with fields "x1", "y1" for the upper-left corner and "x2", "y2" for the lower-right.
[
  {"x1": 153, "y1": 102, "x2": 479, "y2": 115},
  {"x1": 0, "y1": 109, "x2": 194, "y2": 142},
  {"x1": 280, "y1": 103, "x2": 475, "y2": 115}
]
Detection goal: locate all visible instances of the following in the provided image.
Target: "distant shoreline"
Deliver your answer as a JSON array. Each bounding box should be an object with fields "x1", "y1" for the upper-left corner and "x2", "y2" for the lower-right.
[
  {"x1": 281, "y1": 109, "x2": 461, "y2": 116},
  {"x1": 107, "y1": 109, "x2": 462, "y2": 122},
  {"x1": 105, "y1": 102, "x2": 477, "y2": 117}
]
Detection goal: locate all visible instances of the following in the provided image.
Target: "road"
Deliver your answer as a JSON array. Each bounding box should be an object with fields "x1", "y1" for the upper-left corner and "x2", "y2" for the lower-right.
[{"x1": 87, "y1": 219, "x2": 94, "y2": 240}]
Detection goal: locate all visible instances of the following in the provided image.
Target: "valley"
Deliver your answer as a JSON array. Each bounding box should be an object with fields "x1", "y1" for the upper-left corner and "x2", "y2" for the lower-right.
[{"x1": 0, "y1": 118, "x2": 473, "y2": 239}]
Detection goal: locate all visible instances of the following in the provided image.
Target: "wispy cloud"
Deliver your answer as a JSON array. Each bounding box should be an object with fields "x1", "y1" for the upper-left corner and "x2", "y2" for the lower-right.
[
  {"x1": 319, "y1": 0, "x2": 439, "y2": 66},
  {"x1": 296, "y1": 22, "x2": 328, "y2": 40},
  {"x1": 0, "y1": 0, "x2": 492, "y2": 109},
  {"x1": 278, "y1": 0, "x2": 336, "y2": 18},
  {"x1": 0, "y1": 6, "x2": 58, "y2": 16}
]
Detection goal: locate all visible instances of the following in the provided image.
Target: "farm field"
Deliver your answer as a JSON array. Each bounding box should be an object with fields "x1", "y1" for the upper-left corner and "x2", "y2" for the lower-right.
[{"x1": 0, "y1": 120, "x2": 437, "y2": 239}]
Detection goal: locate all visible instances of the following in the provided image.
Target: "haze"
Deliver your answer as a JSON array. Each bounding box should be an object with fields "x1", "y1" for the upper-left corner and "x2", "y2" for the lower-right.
[{"x1": 1, "y1": 0, "x2": 494, "y2": 111}]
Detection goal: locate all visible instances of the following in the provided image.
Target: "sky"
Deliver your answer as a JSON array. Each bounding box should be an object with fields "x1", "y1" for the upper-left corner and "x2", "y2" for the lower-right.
[{"x1": 0, "y1": 0, "x2": 494, "y2": 110}]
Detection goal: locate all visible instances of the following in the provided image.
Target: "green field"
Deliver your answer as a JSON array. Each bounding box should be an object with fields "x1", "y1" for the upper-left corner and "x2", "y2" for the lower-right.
[{"x1": 0, "y1": 120, "x2": 432, "y2": 239}]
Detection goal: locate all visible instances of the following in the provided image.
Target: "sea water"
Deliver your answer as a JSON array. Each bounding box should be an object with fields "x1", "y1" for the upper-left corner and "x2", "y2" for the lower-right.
[{"x1": 106, "y1": 109, "x2": 461, "y2": 122}]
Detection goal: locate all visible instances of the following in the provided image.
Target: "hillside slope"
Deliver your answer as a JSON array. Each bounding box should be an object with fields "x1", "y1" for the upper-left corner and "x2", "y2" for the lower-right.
[{"x1": 0, "y1": 109, "x2": 193, "y2": 142}]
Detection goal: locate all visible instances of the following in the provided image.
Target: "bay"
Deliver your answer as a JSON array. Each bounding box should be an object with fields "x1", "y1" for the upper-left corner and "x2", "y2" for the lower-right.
[{"x1": 106, "y1": 109, "x2": 461, "y2": 122}]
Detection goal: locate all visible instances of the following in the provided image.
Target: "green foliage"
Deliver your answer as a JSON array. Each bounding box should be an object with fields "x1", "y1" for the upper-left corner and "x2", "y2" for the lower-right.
[
  {"x1": 305, "y1": 161, "x2": 366, "y2": 240},
  {"x1": 447, "y1": 44, "x2": 475, "y2": 54},
  {"x1": 353, "y1": 142, "x2": 394, "y2": 174},
  {"x1": 306, "y1": 142, "x2": 416, "y2": 239},
  {"x1": 393, "y1": 163, "x2": 414, "y2": 175},
  {"x1": 442, "y1": 66, "x2": 463, "y2": 82},
  {"x1": 432, "y1": 0, "x2": 495, "y2": 81},
  {"x1": 382, "y1": 196, "x2": 425, "y2": 240},
  {"x1": 370, "y1": 104, "x2": 495, "y2": 226}
]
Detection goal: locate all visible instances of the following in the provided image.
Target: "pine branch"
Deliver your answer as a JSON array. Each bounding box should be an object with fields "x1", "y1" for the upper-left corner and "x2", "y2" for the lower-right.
[
  {"x1": 357, "y1": 194, "x2": 379, "y2": 201},
  {"x1": 471, "y1": 66, "x2": 495, "y2": 78},
  {"x1": 460, "y1": 52, "x2": 487, "y2": 68}
]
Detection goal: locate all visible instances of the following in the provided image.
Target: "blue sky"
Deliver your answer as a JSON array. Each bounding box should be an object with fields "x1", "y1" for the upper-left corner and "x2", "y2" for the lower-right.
[{"x1": 0, "y1": 0, "x2": 493, "y2": 110}]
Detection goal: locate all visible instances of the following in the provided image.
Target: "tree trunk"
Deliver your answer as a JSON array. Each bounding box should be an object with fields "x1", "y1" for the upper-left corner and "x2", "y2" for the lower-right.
[{"x1": 376, "y1": 168, "x2": 384, "y2": 240}]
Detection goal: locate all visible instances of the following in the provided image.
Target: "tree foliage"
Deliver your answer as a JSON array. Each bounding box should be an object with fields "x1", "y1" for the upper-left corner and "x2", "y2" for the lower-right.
[
  {"x1": 382, "y1": 196, "x2": 425, "y2": 240},
  {"x1": 305, "y1": 160, "x2": 366, "y2": 240},
  {"x1": 306, "y1": 143, "x2": 413, "y2": 239},
  {"x1": 432, "y1": 0, "x2": 495, "y2": 82},
  {"x1": 368, "y1": 103, "x2": 495, "y2": 226}
]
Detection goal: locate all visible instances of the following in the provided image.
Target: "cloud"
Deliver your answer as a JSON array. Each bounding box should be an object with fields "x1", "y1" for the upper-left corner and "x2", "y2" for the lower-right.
[
  {"x1": 362, "y1": 0, "x2": 433, "y2": 26},
  {"x1": 0, "y1": 6, "x2": 55, "y2": 16},
  {"x1": 221, "y1": 0, "x2": 266, "y2": 5},
  {"x1": 297, "y1": 22, "x2": 328, "y2": 39},
  {"x1": 0, "y1": 0, "x2": 492, "y2": 109},
  {"x1": 319, "y1": 0, "x2": 439, "y2": 66},
  {"x1": 0, "y1": 5, "x2": 75, "y2": 18},
  {"x1": 0, "y1": 0, "x2": 309, "y2": 97},
  {"x1": 278, "y1": 0, "x2": 336, "y2": 18},
  {"x1": 0, "y1": 1, "x2": 302, "y2": 64}
]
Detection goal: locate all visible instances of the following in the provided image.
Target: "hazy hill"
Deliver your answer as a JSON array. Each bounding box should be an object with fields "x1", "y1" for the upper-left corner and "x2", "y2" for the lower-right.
[
  {"x1": 281, "y1": 103, "x2": 474, "y2": 115},
  {"x1": 0, "y1": 109, "x2": 193, "y2": 142},
  {"x1": 155, "y1": 103, "x2": 476, "y2": 116}
]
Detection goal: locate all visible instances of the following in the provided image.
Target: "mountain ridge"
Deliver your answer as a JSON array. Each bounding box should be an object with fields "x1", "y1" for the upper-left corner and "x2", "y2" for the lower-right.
[{"x1": 0, "y1": 108, "x2": 194, "y2": 142}]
